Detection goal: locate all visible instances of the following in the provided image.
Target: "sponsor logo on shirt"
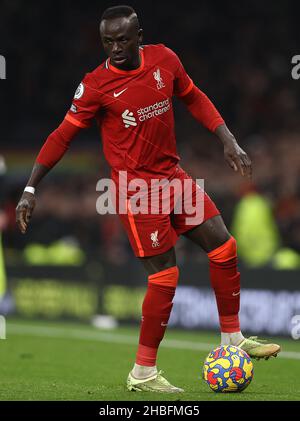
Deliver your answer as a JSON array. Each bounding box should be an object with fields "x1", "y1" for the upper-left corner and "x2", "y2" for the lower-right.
[
  {"x1": 137, "y1": 99, "x2": 171, "y2": 121},
  {"x1": 122, "y1": 110, "x2": 137, "y2": 128},
  {"x1": 121, "y1": 99, "x2": 171, "y2": 128},
  {"x1": 153, "y1": 68, "x2": 165, "y2": 90}
]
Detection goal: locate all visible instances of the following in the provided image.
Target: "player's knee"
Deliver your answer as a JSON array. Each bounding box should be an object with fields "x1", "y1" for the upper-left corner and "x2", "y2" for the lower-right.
[
  {"x1": 207, "y1": 236, "x2": 237, "y2": 263},
  {"x1": 148, "y1": 265, "x2": 179, "y2": 288}
]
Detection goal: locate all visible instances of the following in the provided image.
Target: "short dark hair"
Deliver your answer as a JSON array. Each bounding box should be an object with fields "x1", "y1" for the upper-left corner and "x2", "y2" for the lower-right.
[{"x1": 101, "y1": 5, "x2": 138, "y2": 23}]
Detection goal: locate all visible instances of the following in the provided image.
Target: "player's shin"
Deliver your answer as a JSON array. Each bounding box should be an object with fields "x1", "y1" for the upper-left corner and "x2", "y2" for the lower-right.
[
  {"x1": 207, "y1": 236, "x2": 244, "y2": 346},
  {"x1": 132, "y1": 266, "x2": 179, "y2": 379}
]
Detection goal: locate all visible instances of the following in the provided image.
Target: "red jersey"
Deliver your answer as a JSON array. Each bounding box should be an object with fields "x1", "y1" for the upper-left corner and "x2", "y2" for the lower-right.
[{"x1": 65, "y1": 44, "x2": 193, "y2": 182}]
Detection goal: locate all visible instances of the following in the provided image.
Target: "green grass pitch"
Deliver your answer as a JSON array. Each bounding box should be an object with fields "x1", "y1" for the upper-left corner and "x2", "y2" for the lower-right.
[{"x1": 0, "y1": 319, "x2": 300, "y2": 401}]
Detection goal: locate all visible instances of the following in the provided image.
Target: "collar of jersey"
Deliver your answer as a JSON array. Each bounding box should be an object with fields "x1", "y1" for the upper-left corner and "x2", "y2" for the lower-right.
[{"x1": 108, "y1": 50, "x2": 144, "y2": 75}]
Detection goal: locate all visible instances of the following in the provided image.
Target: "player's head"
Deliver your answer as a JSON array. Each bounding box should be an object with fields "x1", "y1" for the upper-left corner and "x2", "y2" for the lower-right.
[{"x1": 100, "y1": 5, "x2": 143, "y2": 70}]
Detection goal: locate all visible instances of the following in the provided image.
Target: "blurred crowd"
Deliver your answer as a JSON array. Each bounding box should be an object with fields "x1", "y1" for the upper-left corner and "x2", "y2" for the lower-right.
[{"x1": 1, "y1": 0, "x2": 300, "y2": 267}]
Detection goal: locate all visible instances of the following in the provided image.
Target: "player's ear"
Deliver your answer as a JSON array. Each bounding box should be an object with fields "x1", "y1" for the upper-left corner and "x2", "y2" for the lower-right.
[{"x1": 138, "y1": 29, "x2": 143, "y2": 45}]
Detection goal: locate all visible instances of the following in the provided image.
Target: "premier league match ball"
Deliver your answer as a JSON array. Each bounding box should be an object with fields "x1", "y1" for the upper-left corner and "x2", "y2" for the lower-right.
[{"x1": 203, "y1": 345, "x2": 254, "y2": 392}]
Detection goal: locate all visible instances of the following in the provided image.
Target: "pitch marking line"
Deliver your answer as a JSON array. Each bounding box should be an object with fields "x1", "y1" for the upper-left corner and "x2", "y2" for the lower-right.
[{"x1": 7, "y1": 323, "x2": 300, "y2": 360}]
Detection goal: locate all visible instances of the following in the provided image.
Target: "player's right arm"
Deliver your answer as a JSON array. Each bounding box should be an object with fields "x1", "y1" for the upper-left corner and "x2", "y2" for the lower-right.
[
  {"x1": 16, "y1": 120, "x2": 82, "y2": 234},
  {"x1": 16, "y1": 74, "x2": 101, "y2": 234}
]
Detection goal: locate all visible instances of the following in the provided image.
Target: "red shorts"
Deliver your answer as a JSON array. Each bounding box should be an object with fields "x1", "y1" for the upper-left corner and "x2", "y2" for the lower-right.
[{"x1": 115, "y1": 166, "x2": 220, "y2": 257}]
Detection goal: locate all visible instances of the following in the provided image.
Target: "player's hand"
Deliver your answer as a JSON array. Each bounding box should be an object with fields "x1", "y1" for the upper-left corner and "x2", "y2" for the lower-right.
[
  {"x1": 16, "y1": 192, "x2": 36, "y2": 234},
  {"x1": 223, "y1": 140, "x2": 252, "y2": 179},
  {"x1": 215, "y1": 124, "x2": 252, "y2": 178}
]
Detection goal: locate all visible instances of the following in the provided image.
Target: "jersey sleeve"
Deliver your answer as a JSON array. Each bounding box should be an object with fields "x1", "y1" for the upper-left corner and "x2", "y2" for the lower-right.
[
  {"x1": 65, "y1": 73, "x2": 101, "y2": 128},
  {"x1": 164, "y1": 47, "x2": 194, "y2": 97},
  {"x1": 180, "y1": 85, "x2": 225, "y2": 132},
  {"x1": 36, "y1": 119, "x2": 82, "y2": 169}
]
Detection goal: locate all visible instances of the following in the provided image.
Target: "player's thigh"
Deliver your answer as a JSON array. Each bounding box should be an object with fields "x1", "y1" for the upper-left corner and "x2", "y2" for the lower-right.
[
  {"x1": 183, "y1": 214, "x2": 231, "y2": 253},
  {"x1": 138, "y1": 247, "x2": 176, "y2": 275},
  {"x1": 171, "y1": 167, "x2": 224, "y2": 251},
  {"x1": 118, "y1": 209, "x2": 178, "y2": 260}
]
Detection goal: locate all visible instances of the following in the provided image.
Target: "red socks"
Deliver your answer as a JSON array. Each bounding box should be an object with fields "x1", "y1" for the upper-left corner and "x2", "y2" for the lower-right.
[
  {"x1": 136, "y1": 266, "x2": 179, "y2": 367},
  {"x1": 136, "y1": 237, "x2": 240, "y2": 367},
  {"x1": 208, "y1": 237, "x2": 241, "y2": 333}
]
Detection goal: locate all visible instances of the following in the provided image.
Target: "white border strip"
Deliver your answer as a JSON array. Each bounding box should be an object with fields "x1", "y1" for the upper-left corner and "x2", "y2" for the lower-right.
[{"x1": 7, "y1": 323, "x2": 300, "y2": 360}]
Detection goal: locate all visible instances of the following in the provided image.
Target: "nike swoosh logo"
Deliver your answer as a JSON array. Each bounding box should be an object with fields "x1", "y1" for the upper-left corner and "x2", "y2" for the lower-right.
[
  {"x1": 114, "y1": 88, "x2": 128, "y2": 98},
  {"x1": 232, "y1": 291, "x2": 240, "y2": 296}
]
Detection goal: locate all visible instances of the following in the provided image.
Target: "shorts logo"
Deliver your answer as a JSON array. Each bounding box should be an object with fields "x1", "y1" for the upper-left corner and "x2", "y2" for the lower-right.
[
  {"x1": 122, "y1": 109, "x2": 137, "y2": 128},
  {"x1": 151, "y1": 230, "x2": 160, "y2": 248},
  {"x1": 153, "y1": 68, "x2": 165, "y2": 90},
  {"x1": 70, "y1": 104, "x2": 77, "y2": 113},
  {"x1": 74, "y1": 83, "x2": 84, "y2": 99}
]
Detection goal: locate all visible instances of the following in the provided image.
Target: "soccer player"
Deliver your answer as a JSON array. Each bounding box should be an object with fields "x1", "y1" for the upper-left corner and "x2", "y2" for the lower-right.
[{"x1": 16, "y1": 5, "x2": 280, "y2": 393}]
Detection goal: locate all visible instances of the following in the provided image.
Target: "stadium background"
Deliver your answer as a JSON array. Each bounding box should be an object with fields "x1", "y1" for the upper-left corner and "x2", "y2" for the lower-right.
[{"x1": 1, "y1": 0, "x2": 300, "y2": 337}]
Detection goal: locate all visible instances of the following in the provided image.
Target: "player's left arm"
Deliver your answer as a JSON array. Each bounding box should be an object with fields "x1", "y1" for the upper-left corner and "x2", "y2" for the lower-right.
[
  {"x1": 180, "y1": 86, "x2": 252, "y2": 178},
  {"x1": 168, "y1": 45, "x2": 252, "y2": 178},
  {"x1": 215, "y1": 122, "x2": 252, "y2": 178}
]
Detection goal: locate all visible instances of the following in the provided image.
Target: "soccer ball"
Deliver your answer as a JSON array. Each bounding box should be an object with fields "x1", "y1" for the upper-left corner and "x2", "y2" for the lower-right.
[{"x1": 203, "y1": 345, "x2": 253, "y2": 392}]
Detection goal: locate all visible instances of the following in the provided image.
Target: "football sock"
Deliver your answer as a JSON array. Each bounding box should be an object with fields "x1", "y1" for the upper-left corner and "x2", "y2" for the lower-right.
[
  {"x1": 229, "y1": 331, "x2": 245, "y2": 346},
  {"x1": 131, "y1": 363, "x2": 158, "y2": 380},
  {"x1": 220, "y1": 332, "x2": 231, "y2": 345},
  {"x1": 221, "y1": 331, "x2": 245, "y2": 346},
  {"x1": 135, "y1": 266, "x2": 179, "y2": 372},
  {"x1": 208, "y1": 237, "x2": 241, "y2": 333}
]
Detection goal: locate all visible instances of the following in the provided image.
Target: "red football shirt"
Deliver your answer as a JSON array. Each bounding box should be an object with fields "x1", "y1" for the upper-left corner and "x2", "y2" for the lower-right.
[{"x1": 65, "y1": 44, "x2": 193, "y2": 182}]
